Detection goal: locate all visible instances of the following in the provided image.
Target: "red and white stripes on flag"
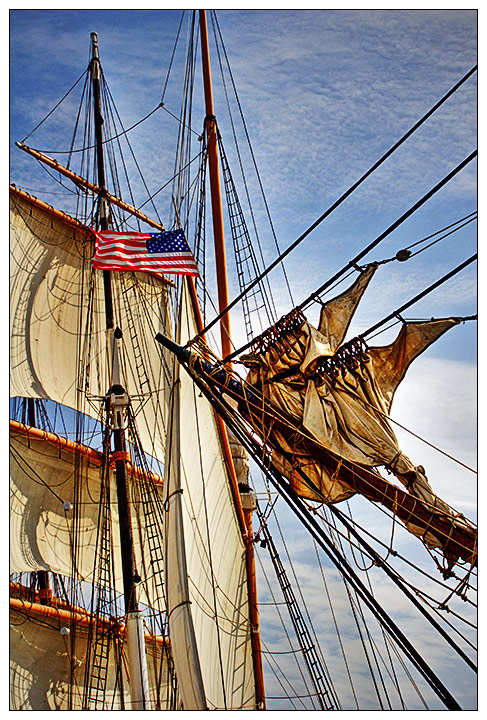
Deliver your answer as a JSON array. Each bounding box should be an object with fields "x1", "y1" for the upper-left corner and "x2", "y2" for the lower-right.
[{"x1": 91, "y1": 229, "x2": 199, "y2": 276}]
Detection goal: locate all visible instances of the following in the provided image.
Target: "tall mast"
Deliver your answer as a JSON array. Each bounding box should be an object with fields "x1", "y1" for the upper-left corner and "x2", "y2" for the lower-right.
[
  {"x1": 198, "y1": 12, "x2": 266, "y2": 709},
  {"x1": 198, "y1": 10, "x2": 232, "y2": 359},
  {"x1": 90, "y1": 32, "x2": 151, "y2": 710}
]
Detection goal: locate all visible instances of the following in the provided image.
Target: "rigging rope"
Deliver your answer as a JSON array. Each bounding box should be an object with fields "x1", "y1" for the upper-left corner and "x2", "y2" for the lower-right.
[
  {"x1": 159, "y1": 10, "x2": 186, "y2": 105},
  {"x1": 255, "y1": 552, "x2": 318, "y2": 709},
  {"x1": 379, "y1": 212, "x2": 477, "y2": 264},
  {"x1": 163, "y1": 349, "x2": 467, "y2": 709},
  {"x1": 218, "y1": 398, "x2": 465, "y2": 709},
  {"x1": 221, "y1": 151, "x2": 477, "y2": 362},
  {"x1": 256, "y1": 505, "x2": 338, "y2": 709},
  {"x1": 20, "y1": 69, "x2": 89, "y2": 145},
  {"x1": 155, "y1": 331, "x2": 477, "y2": 550},
  {"x1": 332, "y1": 502, "x2": 477, "y2": 603},
  {"x1": 327, "y1": 504, "x2": 476, "y2": 672},
  {"x1": 359, "y1": 256, "x2": 477, "y2": 341},
  {"x1": 313, "y1": 539, "x2": 359, "y2": 707},
  {"x1": 186, "y1": 58, "x2": 477, "y2": 352},
  {"x1": 210, "y1": 10, "x2": 294, "y2": 307},
  {"x1": 26, "y1": 103, "x2": 165, "y2": 155}
]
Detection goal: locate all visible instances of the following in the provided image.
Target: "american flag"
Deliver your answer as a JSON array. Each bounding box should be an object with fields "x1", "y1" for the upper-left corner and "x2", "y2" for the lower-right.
[{"x1": 91, "y1": 229, "x2": 199, "y2": 276}]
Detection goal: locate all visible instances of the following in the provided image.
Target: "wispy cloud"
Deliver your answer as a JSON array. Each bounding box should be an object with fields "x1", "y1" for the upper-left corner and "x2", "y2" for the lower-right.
[{"x1": 9, "y1": 9, "x2": 477, "y2": 710}]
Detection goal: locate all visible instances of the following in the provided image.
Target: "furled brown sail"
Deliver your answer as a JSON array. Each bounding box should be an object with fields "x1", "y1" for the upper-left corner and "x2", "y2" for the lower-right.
[{"x1": 238, "y1": 266, "x2": 476, "y2": 567}]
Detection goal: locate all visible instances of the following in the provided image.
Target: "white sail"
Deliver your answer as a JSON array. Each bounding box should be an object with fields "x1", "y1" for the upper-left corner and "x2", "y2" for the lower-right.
[
  {"x1": 10, "y1": 188, "x2": 171, "y2": 463},
  {"x1": 10, "y1": 422, "x2": 164, "y2": 609},
  {"x1": 10, "y1": 605, "x2": 173, "y2": 709},
  {"x1": 164, "y1": 280, "x2": 257, "y2": 710},
  {"x1": 163, "y1": 355, "x2": 207, "y2": 710}
]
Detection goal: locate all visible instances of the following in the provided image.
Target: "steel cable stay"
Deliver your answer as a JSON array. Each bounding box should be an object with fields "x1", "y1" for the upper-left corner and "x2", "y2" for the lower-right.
[
  {"x1": 160, "y1": 322, "x2": 446, "y2": 708},
  {"x1": 157, "y1": 354, "x2": 471, "y2": 710}
]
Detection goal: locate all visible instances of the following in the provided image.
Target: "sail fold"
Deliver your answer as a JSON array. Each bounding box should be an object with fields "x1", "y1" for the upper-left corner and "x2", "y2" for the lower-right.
[
  {"x1": 10, "y1": 605, "x2": 172, "y2": 709},
  {"x1": 317, "y1": 262, "x2": 377, "y2": 354},
  {"x1": 10, "y1": 188, "x2": 171, "y2": 463},
  {"x1": 163, "y1": 280, "x2": 257, "y2": 710},
  {"x1": 240, "y1": 271, "x2": 470, "y2": 557},
  {"x1": 9, "y1": 423, "x2": 164, "y2": 608}
]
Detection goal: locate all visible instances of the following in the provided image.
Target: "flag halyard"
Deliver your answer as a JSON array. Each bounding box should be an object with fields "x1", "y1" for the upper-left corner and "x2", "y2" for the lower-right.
[{"x1": 91, "y1": 229, "x2": 199, "y2": 276}]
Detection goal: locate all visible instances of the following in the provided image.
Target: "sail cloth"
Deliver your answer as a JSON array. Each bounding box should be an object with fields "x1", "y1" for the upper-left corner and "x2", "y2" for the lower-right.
[
  {"x1": 164, "y1": 280, "x2": 257, "y2": 710},
  {"x1": 241, "y1": 266, "x2": 468, "y2": 551},
  {"x1": 10, "y1": 606, "x2": 173, "y2": 709},
  {"x1": 9, "y1": 188, "x2": 171, "y2": 463},
  {"x1": 91, "y1": 229, "x2": 199, "y2": 276},
  {"x1": 9, "y1": 423, "x2": 164, "y2": 609}
]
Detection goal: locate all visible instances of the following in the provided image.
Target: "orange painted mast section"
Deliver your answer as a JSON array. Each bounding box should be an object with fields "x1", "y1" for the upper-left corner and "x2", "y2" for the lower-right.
[{"x1": 198, "y1": 10, "x2": 265, "y2": 709}]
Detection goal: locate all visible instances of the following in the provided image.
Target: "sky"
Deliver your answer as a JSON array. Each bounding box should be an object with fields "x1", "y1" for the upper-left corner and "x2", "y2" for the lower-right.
[{"x1": 9, "y1": 5, "x2": 478, "y2": 712}]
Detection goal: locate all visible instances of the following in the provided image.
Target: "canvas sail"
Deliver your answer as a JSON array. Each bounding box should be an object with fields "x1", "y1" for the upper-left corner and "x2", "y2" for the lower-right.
[
  {"x1": 10, "y1": 605, "x2": 173, "y2": 709},
  {"x1": 10, "y1": 188, "x2": 171, "y2": 463},
  {"x1": 9, "y1": 422, "x2": 165, "y2": 609},
  {"x1": 164, "y1": 280, "x2": 257, "y2": 710},
  {"x1": 240, "y1": 268, "x2": 472, "y2": 554}
]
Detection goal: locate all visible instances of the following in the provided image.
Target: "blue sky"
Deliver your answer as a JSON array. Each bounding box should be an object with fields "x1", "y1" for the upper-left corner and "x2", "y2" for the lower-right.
[{"x1": 9, "y1": 6, "x2": 477, "y2": 711}]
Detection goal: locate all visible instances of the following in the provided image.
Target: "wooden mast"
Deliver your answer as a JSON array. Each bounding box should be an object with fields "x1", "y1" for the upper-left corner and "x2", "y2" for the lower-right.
[
  {"x1": 199, "y1": 9, "x2": 232, "y2": 360},
  {"x1": 90, "y1": 32, "x2": 151, "y2": 710},
  {"x1": 198, "y1": 10, "x2": 266, "y2": 709}
]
